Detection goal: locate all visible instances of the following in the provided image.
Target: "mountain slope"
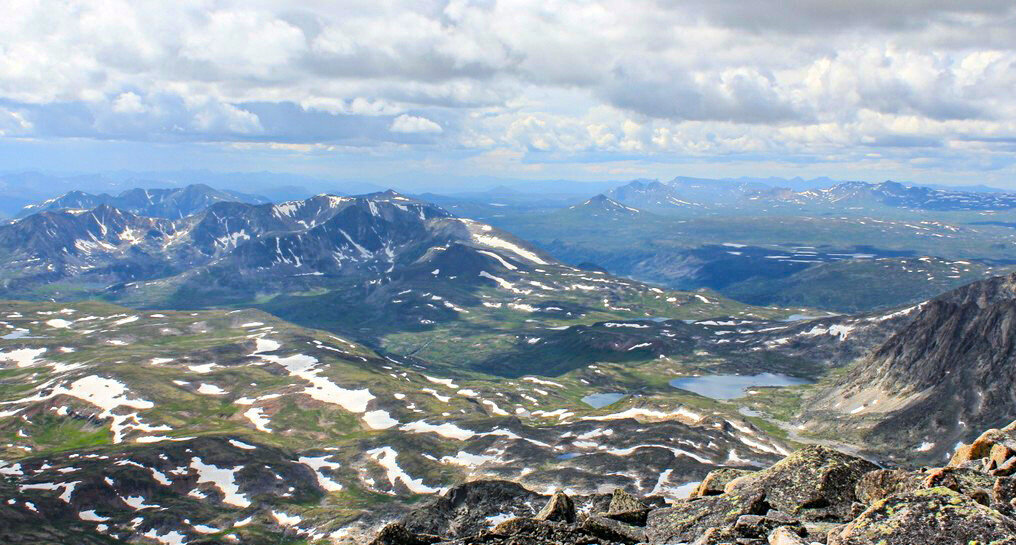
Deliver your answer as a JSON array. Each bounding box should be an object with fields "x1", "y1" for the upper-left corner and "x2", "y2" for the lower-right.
[
  {"x1": 801, "y1": 272, "x2": 1016, "y2": 462},
  {"x1": 0, "y1": 300, "x2": 794, "y2": 543},
  {"x1": 16, "y1": 184, "x2": 269, "y2": 219},
  {"x1": 1, "y1": 190, "x2": 782, "y2": 375}
]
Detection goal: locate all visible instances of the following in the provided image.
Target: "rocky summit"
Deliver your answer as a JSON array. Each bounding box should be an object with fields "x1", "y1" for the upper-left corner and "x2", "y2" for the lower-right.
[{"x1": 369, "y1": 423, "x2": 1016, "y2": 544}]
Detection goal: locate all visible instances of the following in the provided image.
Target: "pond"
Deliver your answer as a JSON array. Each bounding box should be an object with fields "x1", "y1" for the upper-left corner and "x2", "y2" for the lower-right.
[
  {"x1": 669, "y1": 373, "x2": 812, "y2": 400},
  {"x1": 581, "y1": 392, "x2": 625, "y2": 408},
  {"x1": 782, "y1": 314, "x2": 819, "y2": 322}
]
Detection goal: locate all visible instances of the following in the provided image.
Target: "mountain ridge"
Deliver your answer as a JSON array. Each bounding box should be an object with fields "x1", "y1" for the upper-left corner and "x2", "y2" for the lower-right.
[
  {"x1": 16, "y1": 183, "x2": 270, "y2": 219},
  {"x1": 801, "y1": 272, "x2": 1016, "y2": 462}
]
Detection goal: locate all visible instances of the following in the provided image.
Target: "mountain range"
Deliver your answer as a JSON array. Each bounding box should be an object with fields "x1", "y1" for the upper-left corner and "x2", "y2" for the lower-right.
[
  {"x1": 4, "y1": 181, "x2": 1016, "y2": 543},
  {"x1": 15, "y1": 184, "x2": 269, "y2": 219},
  {"x1": 604, "y1": 178, "x2": 1016, "y2": 214}
]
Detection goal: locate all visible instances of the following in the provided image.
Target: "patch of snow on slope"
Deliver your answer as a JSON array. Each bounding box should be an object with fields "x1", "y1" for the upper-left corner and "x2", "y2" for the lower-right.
[
  {"x1": 298, "y1": 455, "x2": 344, "y2": 492},
  {"x1": 401, "y1": 420, "x2": 475, "y2": 440},
  {"x1": 243, "y1": 407, "x2": 272, "y2": 432},
  {"x1": 583, "y1": 407, "x2": 702, "y2": 422},
  {"x1": 471, "y1": 233, "x2": 547, "y2": 265},
  {"x1": 367, "y1": 447, "x2": 442, "y2": 494},
  {"x1": 52, "y1": 376, "x2": 156, "y2": 443},
  {"x1": 363, "y1": 410, "x2": 398, "y2": 430},
  {"x1": 0, "y1": 347, "x2": 47, "y2": 367},
  {"x1": 189, "y1": 457, "x2": 250, "y2": 508}
]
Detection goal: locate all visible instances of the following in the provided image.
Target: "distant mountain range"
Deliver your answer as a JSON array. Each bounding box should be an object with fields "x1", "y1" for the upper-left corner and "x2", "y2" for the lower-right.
[
  {"x1": 748, "y1": 180, "x2": 1016, "y2": 211},
  {"x1": 0, "y1": 190, "x2": 557, "y2": 298},
  {"x1": 604, "y1": 177, "x2": 1016, "y2": 214},
  {"x1": 16, "y1": 184, "x2": 269, "y2": 219}
]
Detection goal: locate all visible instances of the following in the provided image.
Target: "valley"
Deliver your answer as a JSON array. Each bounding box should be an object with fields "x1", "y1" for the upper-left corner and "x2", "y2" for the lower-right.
[{"x1": 2, "y1": 181, "x2": 1016, "y2": 544}]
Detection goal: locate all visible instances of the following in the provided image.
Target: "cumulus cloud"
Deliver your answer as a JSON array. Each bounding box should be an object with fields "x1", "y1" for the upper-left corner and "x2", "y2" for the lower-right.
[
  {"x1": 0, "y1": 0, "x2": 1014, "y2": 178},
  {"x1": 389, "y1": 114, "x2": 443, "y2": 134}
]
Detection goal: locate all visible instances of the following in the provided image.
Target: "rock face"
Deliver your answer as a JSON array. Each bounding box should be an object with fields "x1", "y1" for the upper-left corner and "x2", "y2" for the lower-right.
[
  {"x1": 536, "y1": 491, "x2": 576, "y2": 523},
  {"x1": 401, "y1": 481, "x2": 549, "y2": 537},
  {"x1": 803, "y1": 273, "x2": 1016, "y2": 462},
  {"x1": 371, "y1": 426, "x2": 1016, "y2": 544},
  {"x1": 603, "y1": 488, "x2": 650, "y2": 525},
  {"x1": 829, "y1": 487, "x2": 1016, "y2": 545},
  {"x1": 724, "y1": 445, "x2": 878, "y2": 521},
  {"x1": 645, "y1": 490, "x2": 769, "y2": 543},
  {"x1": 691, "y1": 467, "x2": 755, "y2": 497}
]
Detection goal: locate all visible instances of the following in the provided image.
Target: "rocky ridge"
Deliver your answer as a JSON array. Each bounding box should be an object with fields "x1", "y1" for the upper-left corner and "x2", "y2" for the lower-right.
[
  {"x1": 370, "y1": 422, "x2": 1016, "y2": 544},
  {"x1": 802, "y1": 271, "x2": 1016, "y2": 462}
]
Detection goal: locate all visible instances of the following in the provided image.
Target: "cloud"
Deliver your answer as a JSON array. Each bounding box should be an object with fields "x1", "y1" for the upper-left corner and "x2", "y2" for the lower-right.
[
  {"x1": 0, "y1": 0, "x2": 1013, "y2": 180},
  {"x1": 0, "y1": 106, "x2": 32, "y2": 136},
  {"x1": 111, "y1": 92, "x2": 147, "y2": 114},
  {"x1": 389, "y1": 114, "x2": 442, "y2": 134},
  {"x1": 668, "y1": 0, "x2": 1016, "y2": 34}
]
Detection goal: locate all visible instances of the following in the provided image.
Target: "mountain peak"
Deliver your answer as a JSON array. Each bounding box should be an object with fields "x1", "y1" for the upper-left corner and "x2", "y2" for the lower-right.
[{"x1": 571, "y1": 194, "x2": 641, "y2": 216}]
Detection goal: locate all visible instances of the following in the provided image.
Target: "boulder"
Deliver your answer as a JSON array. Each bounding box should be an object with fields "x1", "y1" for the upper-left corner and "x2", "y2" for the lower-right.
[
  {"x1": 645, "y1": 491, "x2": 769, "y2": 543},
  {"x1": 486, "y1": 517, "x2": 610, "y2": 545},
  {"x1": 581, "y1": 515, "x2": 646, "y2": 544},
  {"x1": 950, "y1": 428, "x2": 1016, "y2": 467},
  {"x1": 998, "y1": 457, "x2": 1016, "y2": 477},
  {"x1": 768, "y1": 526, "x2": 808, "y2": 545},
  {"x1": 725, "y1": 445, "x2": 879, "y2": 521},
  {"x1": 603, "y1": 488, "x2": 650, "y2": 526},
  {"x1": 828, "y1": 487, "x2": 1016, "y2": 545},
  {"x1": 691, "y1": 468, "x2": 755, "y2": 498},
  {"x1": 368, "y1": 522, "x2": 440, "y2": 545},
  {"x1": 536, "y1": 491, "x2": 576, "y2": 524},
  {"x1": 854, "y1": 469, "x2": 922, "y2": 504},
  {"x1": 802, "y1": 522, "x2": 844, "y2": 543},
  {"x1": 401, "y1": 480, "x2": 546, "y2": 538},
  {"x1": 921, "y1": 466, "x2": 995, "y2": 497},
  {"x1": 732, "y1": 514, "x2": 805, "y2": 539},
  {"x1": 995, "y1": 477, "x2": 1016, "y2": 507}
]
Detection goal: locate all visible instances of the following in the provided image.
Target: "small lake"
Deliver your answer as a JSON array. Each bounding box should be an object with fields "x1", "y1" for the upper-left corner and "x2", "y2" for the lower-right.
[
  {"x1": 781, "y1": 313, "x2": 838, "y2": 322},
  {"x1": 782, "y1": 314, "x2": 818, "y2": 322},
  {"x1": 1, "y1": 329, "x2": 34, "y2": 340},
  {"x1": 669, "y1": 373, "x2": 812, "y2": 400},
  {"x1": 581, "y1": 392, "x2": 625, "y2": 408}
]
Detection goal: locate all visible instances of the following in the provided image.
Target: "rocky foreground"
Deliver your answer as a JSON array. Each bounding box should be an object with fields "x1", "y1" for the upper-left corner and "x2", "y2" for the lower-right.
[{"x1": 370, "y1": 422, "x2": 1016, "y2": 544}]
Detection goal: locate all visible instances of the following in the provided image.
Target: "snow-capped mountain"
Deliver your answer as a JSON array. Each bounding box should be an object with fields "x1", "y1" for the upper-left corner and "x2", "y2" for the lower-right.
[
  {"x1": 567, "y1": 194, "x2": 643, "y2": 218},
  {"x1": 606, "y1": 180, "x2": 708, "y2": 211},
  {"x1": 0, "y1": 190, "x2": 560, "y2": 294},
  {"x1": 604, "y1": 178, "x2": 1016, "y2": 213},
  {"x1": 16, "y1": 184, "x2": 269, "y2": 219},
  {"x1": 749, "y1": 180, "x2": 1016, "y2": 211}
]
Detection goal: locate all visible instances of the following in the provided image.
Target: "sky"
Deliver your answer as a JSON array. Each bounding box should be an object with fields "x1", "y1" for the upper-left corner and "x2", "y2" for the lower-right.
[{"x1": 1, "y1": 0, "x2": 1015, "y2": 188}]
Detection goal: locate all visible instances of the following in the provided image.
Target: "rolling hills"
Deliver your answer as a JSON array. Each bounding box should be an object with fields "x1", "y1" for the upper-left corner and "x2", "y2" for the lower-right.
[{"x1": 0, "y1": 299, "x2": 799, "y2": 544}]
